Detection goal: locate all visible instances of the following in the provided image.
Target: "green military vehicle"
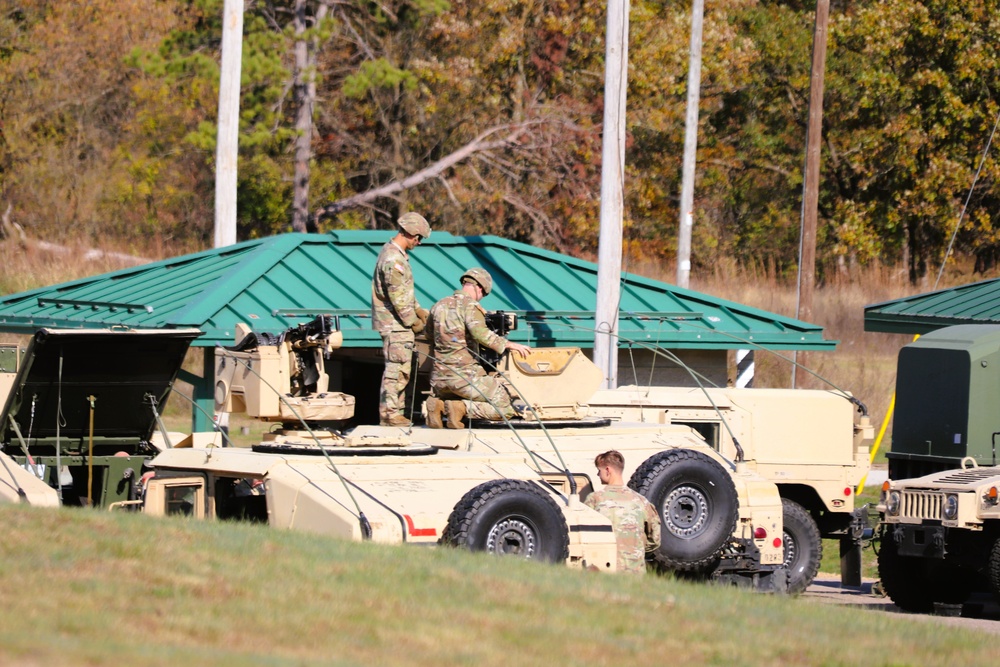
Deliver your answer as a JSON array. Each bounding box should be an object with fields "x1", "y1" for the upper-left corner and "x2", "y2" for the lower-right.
[
  {"x1": 877, "y1": 325, "x2": 1000, "y2": 611},
  {"x1": 145, "y1": 316, "x2": 789, "y2": 588},
  {"x1": 586, "y1": 383, "x2": 874, "y2": 594}
]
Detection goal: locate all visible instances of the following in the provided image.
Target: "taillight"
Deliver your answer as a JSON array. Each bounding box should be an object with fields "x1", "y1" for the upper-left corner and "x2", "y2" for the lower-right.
[{"x1": 753, "y1": 527, "x2": 767, "y2": 539}]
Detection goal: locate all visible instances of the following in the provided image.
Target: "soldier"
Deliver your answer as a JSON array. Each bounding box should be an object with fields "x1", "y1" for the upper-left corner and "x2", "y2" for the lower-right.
[
  {"x1": 371, "y1": 212, "x2": 432, "y2": 427},
  {"x1": 424, "y1": 268, "x2": 530, "y2": 429},
  {"x1": 585, "y1": 450, "x2": 661, "y2": 574}
]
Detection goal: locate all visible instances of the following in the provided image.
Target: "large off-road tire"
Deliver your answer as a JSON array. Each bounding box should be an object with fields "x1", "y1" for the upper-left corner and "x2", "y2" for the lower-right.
[
  {"x1": 987, "y1": 538, "x2": 1000, "y2": 603},
  {"x1": 629, "y1": 449, "x2": 739, "y2": 571},
  {"x1": 877, "y1": 534, "x2": 936, "y2": 612},
  {"x1": 782, "y1": 498, "x2": 822, "y2": 595},
  {"x1": 878, "y1": 533, "x2": 974, "y2": 612},
  {"x1": 441, "y1": 479, "x2": 570, "y2": 563}
]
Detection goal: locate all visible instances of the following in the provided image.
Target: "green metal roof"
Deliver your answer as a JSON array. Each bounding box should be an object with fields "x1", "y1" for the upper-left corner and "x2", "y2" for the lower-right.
[
  {"x1": 0, "y1": 231, "x2": 835, "y2": 350},
  {"x1": 865, "y1": 278, "x2": 1000, "y2": 334}
]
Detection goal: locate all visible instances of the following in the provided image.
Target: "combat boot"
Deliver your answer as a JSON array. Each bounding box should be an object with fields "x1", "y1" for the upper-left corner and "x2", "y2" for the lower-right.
[
  {"x1": 424, "y1": 397, "x2": 445, "y2": 429},
  {"x1": 445, "y1": 400, "x2": 467, "y2": 429},
  {"x1": 380, "y1": 414, "x2": 412, "y2": 427}
]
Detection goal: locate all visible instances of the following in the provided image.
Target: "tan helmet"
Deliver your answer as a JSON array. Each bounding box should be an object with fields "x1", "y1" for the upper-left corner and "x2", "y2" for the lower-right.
[
  {"x1": 460, "y1": 268, "x2": 493, "y2": 296},
  {"x1": 396, "y1": 212, "x2": 431, "y2": 239}
]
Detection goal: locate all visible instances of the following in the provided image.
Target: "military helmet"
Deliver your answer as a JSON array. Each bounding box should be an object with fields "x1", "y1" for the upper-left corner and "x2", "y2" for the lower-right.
[
  {"x1": 461, "y1": 267, "x2": 493, "y2": 296},
  {"x1": 396, "y1": 212, "x2": 431, "y2": 239}
]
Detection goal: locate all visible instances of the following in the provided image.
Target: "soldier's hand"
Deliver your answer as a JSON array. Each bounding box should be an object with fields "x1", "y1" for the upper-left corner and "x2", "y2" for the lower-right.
[
  {"x1": 506, "y1": 342, "x2": 531, "y2": 358},
  {"x1": 411, "y1": 318, "x2": 426, "y2": 335},
  {"x1": 416, "y1": 307, "x2": 429, "y2": 324}
]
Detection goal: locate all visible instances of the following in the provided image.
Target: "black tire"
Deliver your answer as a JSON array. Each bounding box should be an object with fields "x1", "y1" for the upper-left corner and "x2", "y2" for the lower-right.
[
  {"x1": 628, "y1": 449, "x2": 739, "y2": 571},
  {"x1": 441, "y1": 479, "x2": 570, "y2": 563},
  {"x1": 878, "y1": 532, "x2": 974, "y2": 612},
  {"x1": 987, "y1": 538, "x2": 1000, "y2": 603},
  {"x1": 877, "y1": 534, "x2": 936, "y2": 613},
  {"x1": 782, "y1": 499, "x2": 822, "y2": 595}
]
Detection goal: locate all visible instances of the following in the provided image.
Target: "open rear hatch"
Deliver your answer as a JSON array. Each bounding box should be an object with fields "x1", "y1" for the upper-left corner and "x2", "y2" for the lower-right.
[{"x1": 0, "y1": 327, "x2": 202, "y2": 506}]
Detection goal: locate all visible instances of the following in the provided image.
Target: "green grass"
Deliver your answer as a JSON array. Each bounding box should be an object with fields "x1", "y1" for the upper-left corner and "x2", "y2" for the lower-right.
[{"x1": 0, "y1": 504, "x2": 993, "y2": 666}]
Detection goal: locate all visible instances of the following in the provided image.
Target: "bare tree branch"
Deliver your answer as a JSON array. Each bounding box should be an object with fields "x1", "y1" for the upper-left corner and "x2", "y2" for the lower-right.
[{"x1": 312, "y1": 123, "x2": 533, "y2": 223}]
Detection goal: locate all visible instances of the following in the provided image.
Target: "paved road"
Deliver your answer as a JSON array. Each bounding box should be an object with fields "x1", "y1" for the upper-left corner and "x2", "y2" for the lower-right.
[{"x1": 804, "y1": 573, "x2": 1000, "y2": 635}]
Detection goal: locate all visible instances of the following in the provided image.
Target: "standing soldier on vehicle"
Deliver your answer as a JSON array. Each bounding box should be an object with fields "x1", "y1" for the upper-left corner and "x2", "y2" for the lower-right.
[
  {"x1": 585, "y1": 450, "x2": 661, "y2": 574},
  {"x1": 424, "y1": 268, "x2": 530, "y2": 429},
  {"x1": 371, "y1": 212, "x2": 431, "y2": 427}
]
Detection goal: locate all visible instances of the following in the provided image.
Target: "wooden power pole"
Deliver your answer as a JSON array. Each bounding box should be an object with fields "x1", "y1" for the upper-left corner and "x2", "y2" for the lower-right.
[
  {"x1": 675, "y1": 0, "x2": 705, "y2": 290},
  {"x1": 593, "y1": 0, "x2": 630, "y2": 389},
  {"x1": 794, "y1": 0, "x2": 830, "y2": 387},
  {"x1": 213, "y1": 0, "x2": 243, "y2": 249}
]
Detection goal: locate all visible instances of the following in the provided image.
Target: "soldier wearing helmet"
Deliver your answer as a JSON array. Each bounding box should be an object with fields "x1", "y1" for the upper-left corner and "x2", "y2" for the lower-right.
[
  {"x1": 371, "y1": 212, "x2": 432, "y2": 427},
  {"x1": 424, "y1": 267, "x2": 531, "y2": 429}
]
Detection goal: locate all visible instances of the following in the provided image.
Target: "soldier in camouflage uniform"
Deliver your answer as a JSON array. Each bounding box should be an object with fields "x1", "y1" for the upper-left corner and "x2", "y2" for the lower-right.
[
  {"x1": 424, "y1": 268, "x2": 531, "y2": 429},
  {"x1": 585, "y1": 450, "x2": 661, "y2": 574},
  {"x1": 371, "y1": 212, "x2": 432, "y2": 426}
]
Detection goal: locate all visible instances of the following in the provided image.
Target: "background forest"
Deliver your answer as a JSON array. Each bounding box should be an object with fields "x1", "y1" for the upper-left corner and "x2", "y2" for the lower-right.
[{"x1": 3, "y1": 0, "x2": 1000, "y2": 284}]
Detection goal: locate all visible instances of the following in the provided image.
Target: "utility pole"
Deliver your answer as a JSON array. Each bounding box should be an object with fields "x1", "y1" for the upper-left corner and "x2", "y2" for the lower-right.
[
  {"x1": 675, "y1": 0, "x2": 705, "y2": 290},
  {"x1": 793, "y1": 0, "x2": 830, "y2": 387},
  {"x1": 213, "y1": 0, "x2": 243, "y2": 249},
  {"x1": 593, "y1": 0, "x2": 630, "y2": 390}
]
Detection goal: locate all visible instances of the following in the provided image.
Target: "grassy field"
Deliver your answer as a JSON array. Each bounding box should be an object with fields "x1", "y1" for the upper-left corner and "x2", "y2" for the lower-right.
[{"x1": 0, "y1": 503, "x2": 994, "y2": 667}]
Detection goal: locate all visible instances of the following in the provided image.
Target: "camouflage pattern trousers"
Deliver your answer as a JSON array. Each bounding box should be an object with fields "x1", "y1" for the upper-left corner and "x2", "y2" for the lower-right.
[
  {"x1": 379, "y1": 330, "x2": 415, "y2": 422},
  {"x1": 431, "y1": 369, "x2": 517, "y2": 420}
]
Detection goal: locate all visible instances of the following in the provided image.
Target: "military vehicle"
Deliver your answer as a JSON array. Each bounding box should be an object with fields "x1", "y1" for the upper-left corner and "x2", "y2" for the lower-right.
[
  {"x1": 0, "y1": 327, "x2": 202, "y2": 508},
  {"x1": 585, "y1": 384, "x2": 874, "y2": 593},
  {"x1": 877, "y1": 325, "x2": 1000, "y2": 611},
  {"x1": 143, "y1": 315, "x2": 789, "y2": 589}
]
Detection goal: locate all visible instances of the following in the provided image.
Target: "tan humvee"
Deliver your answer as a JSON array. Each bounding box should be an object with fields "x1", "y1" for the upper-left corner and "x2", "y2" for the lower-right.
[
  {"x1": 877, "y1": 460, "x2": 1000, "y2": 612},
  {"x1": 585, "y1": 383, "x2": 874, "y2": 593},
  {"x1": 143, "y1": 318, "x2": 788, "y2": 589}
]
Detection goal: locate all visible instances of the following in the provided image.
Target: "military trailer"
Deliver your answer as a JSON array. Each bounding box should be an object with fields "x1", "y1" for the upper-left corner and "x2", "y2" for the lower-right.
[
  {"x1": 147, "y1": 316, "x2": 789, "y2": 589},
  {"x1": 876, "y1": 325, "x2": 1000, "y2": 611},
  {"x1": 0, "y1": 327, "x2": 202, "y2": 508},
  {"x1": 585, "y1": 384, "x2": 873, "y2": 594}
]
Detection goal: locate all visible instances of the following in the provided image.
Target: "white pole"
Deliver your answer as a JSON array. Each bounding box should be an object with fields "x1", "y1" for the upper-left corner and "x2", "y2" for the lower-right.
[
  {"x1": 214, "y1": 0, "x2": 243, "y2": 249},
  {"x1": 594, "y1": 0, "x2": 630, "y2": 390},
  {"x1": 676, "y1": 0, "x2": 704, "y2": 289}
]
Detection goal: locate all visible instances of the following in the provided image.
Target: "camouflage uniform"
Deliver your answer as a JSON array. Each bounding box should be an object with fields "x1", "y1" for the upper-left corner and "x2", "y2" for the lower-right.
[
  {"x1": 585, "y1": 485, "x2": 661, "y2": 574},
  {"x1": 371, "y1": 240, "x2": 422, "y2": 423},
  {"x1": 429, "y1": 289, "x2": 516, "y2": 420}
]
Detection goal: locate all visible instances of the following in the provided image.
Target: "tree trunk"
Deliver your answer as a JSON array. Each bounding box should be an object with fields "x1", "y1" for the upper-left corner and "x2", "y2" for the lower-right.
[{"x1": 291, "y1": 0, "x2": 313, "y2": 233}]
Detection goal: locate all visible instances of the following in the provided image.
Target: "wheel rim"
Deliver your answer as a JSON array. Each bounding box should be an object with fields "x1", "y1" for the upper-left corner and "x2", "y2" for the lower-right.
[
  {"x1": 486, "y1": 517, "x2": 537, "y2": 557},
  {"x1": 663, "y1": 485, "x2": 709, "y2": 538},
  {"x1": 783, "y1": 529, "x2": 798, "y2": 570}
]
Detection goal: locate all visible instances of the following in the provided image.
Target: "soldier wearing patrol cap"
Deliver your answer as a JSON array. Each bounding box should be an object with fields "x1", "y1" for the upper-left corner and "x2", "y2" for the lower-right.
[
  {"x1": 371, "y1": 212, "x2": 432, "y2": 427},
  {"x1": 424, "y1": 267, "x2": 530, "y2": 429}
]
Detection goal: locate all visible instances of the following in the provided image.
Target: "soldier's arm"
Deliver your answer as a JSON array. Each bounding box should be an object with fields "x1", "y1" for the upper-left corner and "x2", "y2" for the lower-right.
[
  {"x1": 644, "y1": 499, "x2": 661, "y2": 552},
  {"x1": 464, "y1": 303, "x2": 508, "y2": 354},
  {"x1": 381, "y1": 258, "x2": 419, "y2": 327}
]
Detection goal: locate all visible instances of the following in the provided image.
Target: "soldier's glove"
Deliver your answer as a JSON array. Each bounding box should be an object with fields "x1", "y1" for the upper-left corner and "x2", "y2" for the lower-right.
[{"x1": 411, "y1": 307, "x2": 429, "y2": 335}]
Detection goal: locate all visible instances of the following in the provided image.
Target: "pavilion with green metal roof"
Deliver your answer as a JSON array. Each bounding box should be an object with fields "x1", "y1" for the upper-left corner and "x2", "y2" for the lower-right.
[
  {"x1": 865, "y1": 277, "x2": 1000, "y2": 334},
  {"x1": 0, "y1": 231, "x2": 835, "y2": 426}
]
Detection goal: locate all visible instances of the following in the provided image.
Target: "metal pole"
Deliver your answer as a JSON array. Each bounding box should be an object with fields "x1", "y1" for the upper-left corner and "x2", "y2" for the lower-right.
[
  {"x1": 676, "y1": 0, "x2": 704, "y2": 290},
  {"x1": 594, "y1": 0, "x2": 630, "y2": 390},
  {"x1": 214, "y1": 0, "x2": 244, "y2": 249}
]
